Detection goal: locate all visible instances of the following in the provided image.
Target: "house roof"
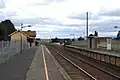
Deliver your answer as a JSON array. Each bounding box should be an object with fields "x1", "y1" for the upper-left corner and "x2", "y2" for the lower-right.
[
  {"x1": 22, "y1": 30, "x2": 36, "y2": 37},
  {"x1": 9, "y1": 30, "x2": 36, "y2": 38}
]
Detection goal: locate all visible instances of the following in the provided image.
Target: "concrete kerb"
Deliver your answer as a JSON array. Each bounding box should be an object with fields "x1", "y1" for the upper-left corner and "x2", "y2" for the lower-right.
[
  {"x1": 24, "y1": 46, "x2": 39, "y2": 80},
  {"x1": 44, "y1": 45, "x2": 72, "y2": 80}
]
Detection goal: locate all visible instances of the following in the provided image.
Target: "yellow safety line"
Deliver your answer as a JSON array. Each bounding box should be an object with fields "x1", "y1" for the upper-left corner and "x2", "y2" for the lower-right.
[{"x1": 41, "y1": 45, "x2": 49, "y2": 80}]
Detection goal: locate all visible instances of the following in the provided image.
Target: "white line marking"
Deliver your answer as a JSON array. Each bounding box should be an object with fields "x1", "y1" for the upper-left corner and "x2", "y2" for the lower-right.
[
  {"x1": 41, "y1": 45, "x2": 49, "y2": 80},
  {"x1": 57, "y1": 51, "x2": 97, "y2": 80}
]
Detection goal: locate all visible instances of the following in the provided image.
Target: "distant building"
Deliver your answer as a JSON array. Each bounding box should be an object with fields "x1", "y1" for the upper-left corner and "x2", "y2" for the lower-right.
[{"x1": 9, "y1": 30, "x2": 36, "y2": 47}]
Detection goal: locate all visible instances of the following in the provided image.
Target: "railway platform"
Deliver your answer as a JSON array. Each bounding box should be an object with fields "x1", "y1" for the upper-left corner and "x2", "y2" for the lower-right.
[
  {"x1": 0, "y1": 47, "x2": 37, "y2": 80},
  {"x1": 26, "y1": 45, "x2": 68, "y2": 80},
  {"x1": 66, "y1": 45, "x2": 120, "y2": 57},
  {"x1": 0, "y1": 45, "x2": 69, "y2": 80}
]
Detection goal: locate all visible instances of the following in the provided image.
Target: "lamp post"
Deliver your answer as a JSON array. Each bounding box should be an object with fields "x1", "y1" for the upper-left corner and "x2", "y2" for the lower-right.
[{"x1": 20, "y1": 23, "x2": 31, "y2": 54}]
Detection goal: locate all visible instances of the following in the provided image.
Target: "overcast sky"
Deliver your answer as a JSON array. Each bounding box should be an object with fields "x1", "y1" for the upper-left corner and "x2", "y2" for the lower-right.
[{"x1": 0, "y1": 0, "x2": 120, "y2": 38}]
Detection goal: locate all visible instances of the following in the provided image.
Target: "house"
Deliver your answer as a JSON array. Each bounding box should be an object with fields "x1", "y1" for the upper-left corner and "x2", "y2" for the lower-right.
[{"x1": 9, "y1": 30, "x2": 36, "y2": 48}]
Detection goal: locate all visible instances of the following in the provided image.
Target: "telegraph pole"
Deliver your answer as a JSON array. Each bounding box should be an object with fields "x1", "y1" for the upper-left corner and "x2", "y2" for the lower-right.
[{"x1": 86, "y1": 12, "x2": 89, "y2": 38}]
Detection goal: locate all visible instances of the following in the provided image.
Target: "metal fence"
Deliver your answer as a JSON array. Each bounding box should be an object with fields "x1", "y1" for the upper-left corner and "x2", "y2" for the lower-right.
[{"x1": 0, "y1": 40, "x2": 29, "y2": 64}]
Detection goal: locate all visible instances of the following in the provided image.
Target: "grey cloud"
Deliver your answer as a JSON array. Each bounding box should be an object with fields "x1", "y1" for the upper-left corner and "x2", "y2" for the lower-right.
[
  {"x1": 58, "y1": 22, "x2": 97, "y2": 28},
  {"x1": 29, "y1": 0, "x2": 66, "y2": 6},
  {"x1": 59, "y1": 24, "x2": 85, "y2": 27},
  {"x1": 9, "y1": 16, "x2": 119, "y2": 34},
  {"x1": 0, "y1": 10, "x2": 18, "y2": 21},
  {"x1": 26, "y1": 18, "x2": 62, "y2": 25},
  {"x1": 9, "y1": 17, "x2": 63, "y2": 26},
  {"x1": 11, "y1": 17, "x2": 119, "y2": 38},
  {"x1": 7, "y1": 11, "x2": 17, "y2": 17},
  {"x1": 10, "y1": 18, "x2": 41, "y2": 26},
  {"x1": 0, "y1": 11, "x2": 6, "y2": 20},
  {"x1": 39, "y1": 17, "x2": 63, "y2": 25},
  {"x1": 68, "y1": 12, "x2": 100, "y2": 20},
  {"x1": 55, "y1": 28, "x2": 83, "y2": 34},
  {"x1": 99, "y1": 8, "x2": 120, "y2": 16},
  {"x1": 10, "y1": 16, "x2": 96, "y2": 29},
  {"x1": 1, "y1": 11, "x2": 95, "y2": 28},
  {"x1": 0, "y1": 15, "x2": 5, "y2": 20},
  {"x1": 10, "y1": 19, "x2": 21, "y2": 26},
  {"x1": 3, "y1": 13, "x2": 119, "y2": 34},
  {"x1": 0, "y1": 0, "x2": 5, "y2": 9},
  {"x1": 89, "y1": 19, "x2": 120, "y2": 32}
]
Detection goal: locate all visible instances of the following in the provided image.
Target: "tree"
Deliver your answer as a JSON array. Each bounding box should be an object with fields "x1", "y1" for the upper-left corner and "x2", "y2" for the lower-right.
[
  {"x1": 89, "y1": 34, "x2": 94, "y2": 36},
  {"x1": 116, "y1": 30, "x2": 120, "y2": 39},
  {"x1": 117, "y1": 31, "x2": 120, "y2": 37},
  {"x1": 72, "y1": 38, "x2": 75, "y2": 41},
  {"x1": 0, "y1": 19, "x2": 16, "y2": 41},
  {"x1": 94, "y1": 31, "x2": 98, "y2": 36},
  {"x1": 35, "y1": 38, "x2": 41, "y2": 40},
  {"x1": 78, "y1": 37, "x2": 84, "y2": 41},
  {"x1": 51, "y1": 37, "x2": 60, "y2": 43}
]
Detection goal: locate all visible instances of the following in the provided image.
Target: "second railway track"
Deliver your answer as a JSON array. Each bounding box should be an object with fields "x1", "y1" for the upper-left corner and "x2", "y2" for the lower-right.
[
  {"x1": 46, "y1": 44, "x2": 120, "y2": 80},
  {"x1": 47, "y1": 45, "x2": 97, "y2": 80}
]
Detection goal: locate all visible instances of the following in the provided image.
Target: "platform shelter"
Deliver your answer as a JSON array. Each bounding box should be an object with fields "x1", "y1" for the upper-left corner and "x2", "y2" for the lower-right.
[{"x1": 87, "y1": 36, "x2": 112, "y2": 50}]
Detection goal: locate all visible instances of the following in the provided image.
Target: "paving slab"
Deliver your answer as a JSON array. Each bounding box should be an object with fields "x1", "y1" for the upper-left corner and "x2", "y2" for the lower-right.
[
  {"x1": 43, "y1": 45, "x2": 65, "y2": 80},
  {"x1": 26, "y1": 45, "x2": 65, "y2": 80},
  {"x1": 0, "y1": 48, "x2": 37, "y2": 80},
  {"x1": 26, "y1": 46, "x2": 46, "y2": 80}
]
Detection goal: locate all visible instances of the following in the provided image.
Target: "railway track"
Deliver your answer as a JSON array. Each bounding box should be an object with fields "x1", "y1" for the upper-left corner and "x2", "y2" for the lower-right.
[
  {"x1": 46, "y1": 44, "x2": 120, "y2": 80},
  {"x1": 64, "y1": 47, "x2": 120, "y2": 76},
  {"x1": 47, "y1": 45, "x2": 97, "y2": 80}
]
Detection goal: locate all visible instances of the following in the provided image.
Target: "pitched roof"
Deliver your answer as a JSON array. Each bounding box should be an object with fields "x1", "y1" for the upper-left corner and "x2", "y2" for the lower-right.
[
  {"x1": 9, "y1": 30, "x2": 36, "y2": 38},
  {"x1": 22, "y1": 30, "x2": 36, "y2": 37}
]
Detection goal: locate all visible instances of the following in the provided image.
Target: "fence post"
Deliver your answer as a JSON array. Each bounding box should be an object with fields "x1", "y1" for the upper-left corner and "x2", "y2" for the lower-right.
[
  {"x1": 6, "y1": 41, "x2": 8, "y2": 55},
  {"x1": 19, "y1": 40, "x2": 21, "y2": 52},
  {"x1": 14, "y1": 40, "x2": 16, "y2": 53},
  {"x1": 9, "y1": 41, "x2": 10, "y2": 54},
  {"x1": 2, "y1": 40, "x2": 3, "y2": 56},
  {"x1": 16, "y1": 40, "x2": 18, "y2": 53}
]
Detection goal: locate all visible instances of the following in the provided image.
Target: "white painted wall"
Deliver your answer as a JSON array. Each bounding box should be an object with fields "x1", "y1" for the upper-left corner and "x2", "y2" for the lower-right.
[{"x1": 107, "y1": 39, "x2": 111, "y2": 50}]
